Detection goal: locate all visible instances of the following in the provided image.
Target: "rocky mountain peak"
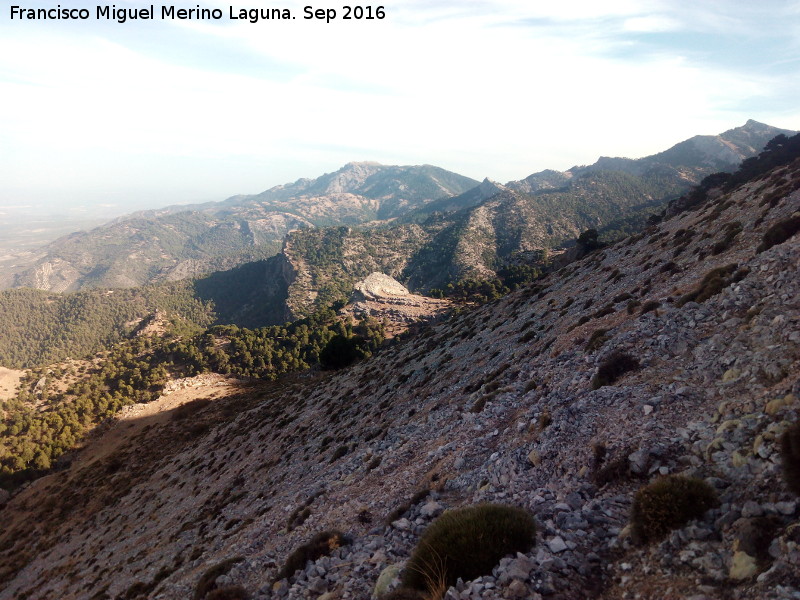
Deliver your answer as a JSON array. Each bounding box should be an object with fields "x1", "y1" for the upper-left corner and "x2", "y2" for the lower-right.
[
  {"x1": 478, "y1": 177, "x2": 505, "y2": 194},
  {"x1": 343, "y1": 160, "x2": 383, "y2": 168},
  {"x1": 324, "y1": 162, "x2": 386, "y2": 194},
  {"x1": 741, "y1": 118, "x2": 773, "y2": 130}
]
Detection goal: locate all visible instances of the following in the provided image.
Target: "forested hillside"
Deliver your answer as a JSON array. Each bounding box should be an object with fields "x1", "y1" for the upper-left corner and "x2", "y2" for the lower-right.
[
  {"x1": 0, "y1": 308, "x2": 385, "y2": 487},
  {"x1": 0, "y1": 284, "x2": 213, "y2": 369}
]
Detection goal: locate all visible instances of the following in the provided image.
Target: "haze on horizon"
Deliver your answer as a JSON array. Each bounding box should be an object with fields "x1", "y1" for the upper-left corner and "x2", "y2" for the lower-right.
[{"x1": 1, "y1": 0, "x2": 799, "y2": 220}]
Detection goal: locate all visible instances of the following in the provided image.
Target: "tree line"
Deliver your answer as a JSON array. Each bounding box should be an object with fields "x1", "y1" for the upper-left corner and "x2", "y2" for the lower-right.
[{"x1": 0, "y1": 308, "x2": 385, "y2": 489}]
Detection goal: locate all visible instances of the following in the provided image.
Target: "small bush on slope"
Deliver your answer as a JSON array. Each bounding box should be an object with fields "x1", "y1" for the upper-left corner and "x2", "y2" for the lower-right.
[
  {"x1": 194, "y1": 557, "x2": 244, "y2": 600},
  {"x1": 780, "y1": 422, "x2": 800, "y2": 496},
  {"x1": 275, "y1": 530, "x2": 350, "y2": 582},
  {"x1": 676, "y1": 264, "x2": 749, "y2": 307},
  {"x1": 319, "y1": 334, "x2": 366, "y2": 369},
  {"x1": 401, "y1": 504, "x2": 535, "y2": 596},
  {"x1": 206, "y1": 586, "x2": 250, "y2": 600},
  {"x1": 591, "y1": 351, "x2": 640, "y2": 389},
  {"x1": 639, "y1": 300, "x2": 660, "y2": 315},
  {"x1": 711, "y1": 221, "x2": 743, "y2": 255},
  {"x1": 630, "y1": 475, "x2": 718, "y2": 543},
  {"x1": 758, "y1": 214, "x2": 800, "y2": 253},
  {"x1": 585, "y1": 328, "x2": 610, "y2": 352}
]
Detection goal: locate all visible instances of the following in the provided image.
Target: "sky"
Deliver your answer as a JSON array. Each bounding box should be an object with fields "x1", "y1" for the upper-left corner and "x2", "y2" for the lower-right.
[{"x1": 1, "y1": 0, "x2": 799, "y2": 219}]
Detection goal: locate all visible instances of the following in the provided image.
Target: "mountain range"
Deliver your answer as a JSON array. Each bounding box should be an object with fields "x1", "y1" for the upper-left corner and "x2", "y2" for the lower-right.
[
  {"x1": 188, "y1": 120, "x2": 799, "y2": 323},
  {"x1": 1, "y1": 120, "x2": 792, "y2": 297},
  {"x1": 0, "y1": 165, "x2": 479, "y2": 293}
]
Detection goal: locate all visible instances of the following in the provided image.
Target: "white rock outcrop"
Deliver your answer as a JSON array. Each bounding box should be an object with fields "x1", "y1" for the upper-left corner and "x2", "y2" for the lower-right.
[{"x1": 352, "y1": 272, "x2": 409, "y2": 301}]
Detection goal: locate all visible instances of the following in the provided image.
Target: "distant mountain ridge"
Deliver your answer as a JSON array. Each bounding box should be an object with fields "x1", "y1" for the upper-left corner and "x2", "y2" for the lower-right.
[
  {"x1": 270, "y1": 120, "x2": 796, "y2": 316},
  {"x1": 1, "y1": 163, "x2": 478, "y2": 292},
  {"x1": 221, "y1": 162, "x2": 478, "y2": 219},
  {"x1": 512, "y1": 119, "x2": 795, "y2": 191},
  {"x1": 1, "y1": 121, "x2": 793, "y2": 296}
]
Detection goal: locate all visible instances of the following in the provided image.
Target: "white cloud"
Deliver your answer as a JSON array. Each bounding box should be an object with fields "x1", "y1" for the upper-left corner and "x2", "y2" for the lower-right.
[{"x1": 622, "y1": 15, "x2": 682, "y2": 32}]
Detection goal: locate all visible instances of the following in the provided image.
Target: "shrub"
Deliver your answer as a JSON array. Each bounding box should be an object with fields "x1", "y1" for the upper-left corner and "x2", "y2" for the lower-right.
[
  {"x1": 780, "y1": 422, "x2": 800, "y2": 496},
  {"x1": 194, "y1": 557, "x2": 244, "y2": 600},
  {"x1": 593, "y1": 455, "x2": 633, "y2": 487},
  {"x1": 329, "y1": 445, "x2": 350, "y2": 463},
  {"x1": 593, "y1": 304, "x2": 615, "y2": 318},
  {"x1": 470, "y1": 397, "x2": 487, "y2": 413},
  {"x1": 758, "y1": 214, "x2": 800, "y2": 252},
  {"x1": 286, "y1": 506, "x2": 311, "y2": 531},
  {"x1": 275, "y1": 530, "x2": 350, "y2": 581},
  {"x1": 733, "y1": 515, "x2": 783, "y2": 570},
  {"x1": 639, "y1": 300, "x2": 660, "y2": 315},
  {"x1": 584, "y1": 329, "x2": 610, "y2": 352},
  {"x1": 402, "y1": 504, "x2": 535, "y2": 595},
  {"x1": 711, "y1": 221, "x2": 742, "y2": 255},
  {"x1": 676, "y1": 264, "x2": 738, "y2": 307},
  {"x1": 591, "y1": 351, "x2": 640, "y2": 389},
  {"x1": 319, "y1": 335, "x2": 365, "y2": 369},
  {"x1": 630, "y1": 475, "x2": 718, "y2": 543},
  {"x1": 538, "y1": 409, "x2": 552, "y2": 430},
  {"x1": 659, "y1": 261, "x2": 679, "y2": 273},
  {"x1": 206, "y1": 586, "x2": 250, "y2": 600},
  {"x1": 123, "y1": 581, "x2": 155, "y2": 599},
  {"x1": 591, "y1": 441, "x2": 607, "y2": 468}
]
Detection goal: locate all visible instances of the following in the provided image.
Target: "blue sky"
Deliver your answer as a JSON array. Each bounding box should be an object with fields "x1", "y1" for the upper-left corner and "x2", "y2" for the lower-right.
[{"x1": 1, "y1": 0, "x2": 799, "y2": 218}]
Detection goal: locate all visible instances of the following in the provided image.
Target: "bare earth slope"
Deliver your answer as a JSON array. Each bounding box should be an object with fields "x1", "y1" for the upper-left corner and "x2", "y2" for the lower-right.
[
  {"x1": 1, "y1": 162, "x2": 799, "y2": 599},
  {"x1": 0, "y1": 368, "x2": 23, "y2": 402}
]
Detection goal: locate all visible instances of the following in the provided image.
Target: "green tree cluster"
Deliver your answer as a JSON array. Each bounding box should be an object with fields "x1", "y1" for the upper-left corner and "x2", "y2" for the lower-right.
[
  {"x1": 0, "y1": 310, "x2": 384, "y2": 488},
  {"x1": 0, "y1": 283, "x2": 212, "y2": 369},
  {"x1": 429, "y1": 263, "x2": 542, "y2": 304}
]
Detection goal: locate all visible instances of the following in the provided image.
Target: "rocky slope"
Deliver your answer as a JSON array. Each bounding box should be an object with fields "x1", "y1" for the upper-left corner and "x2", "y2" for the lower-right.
[
  {"x1": 343, "y1": 272, "x2": 450, "y2": 336},
  {"x1": 1, "y1": 146, "x2": 799, "y2": 600}
]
